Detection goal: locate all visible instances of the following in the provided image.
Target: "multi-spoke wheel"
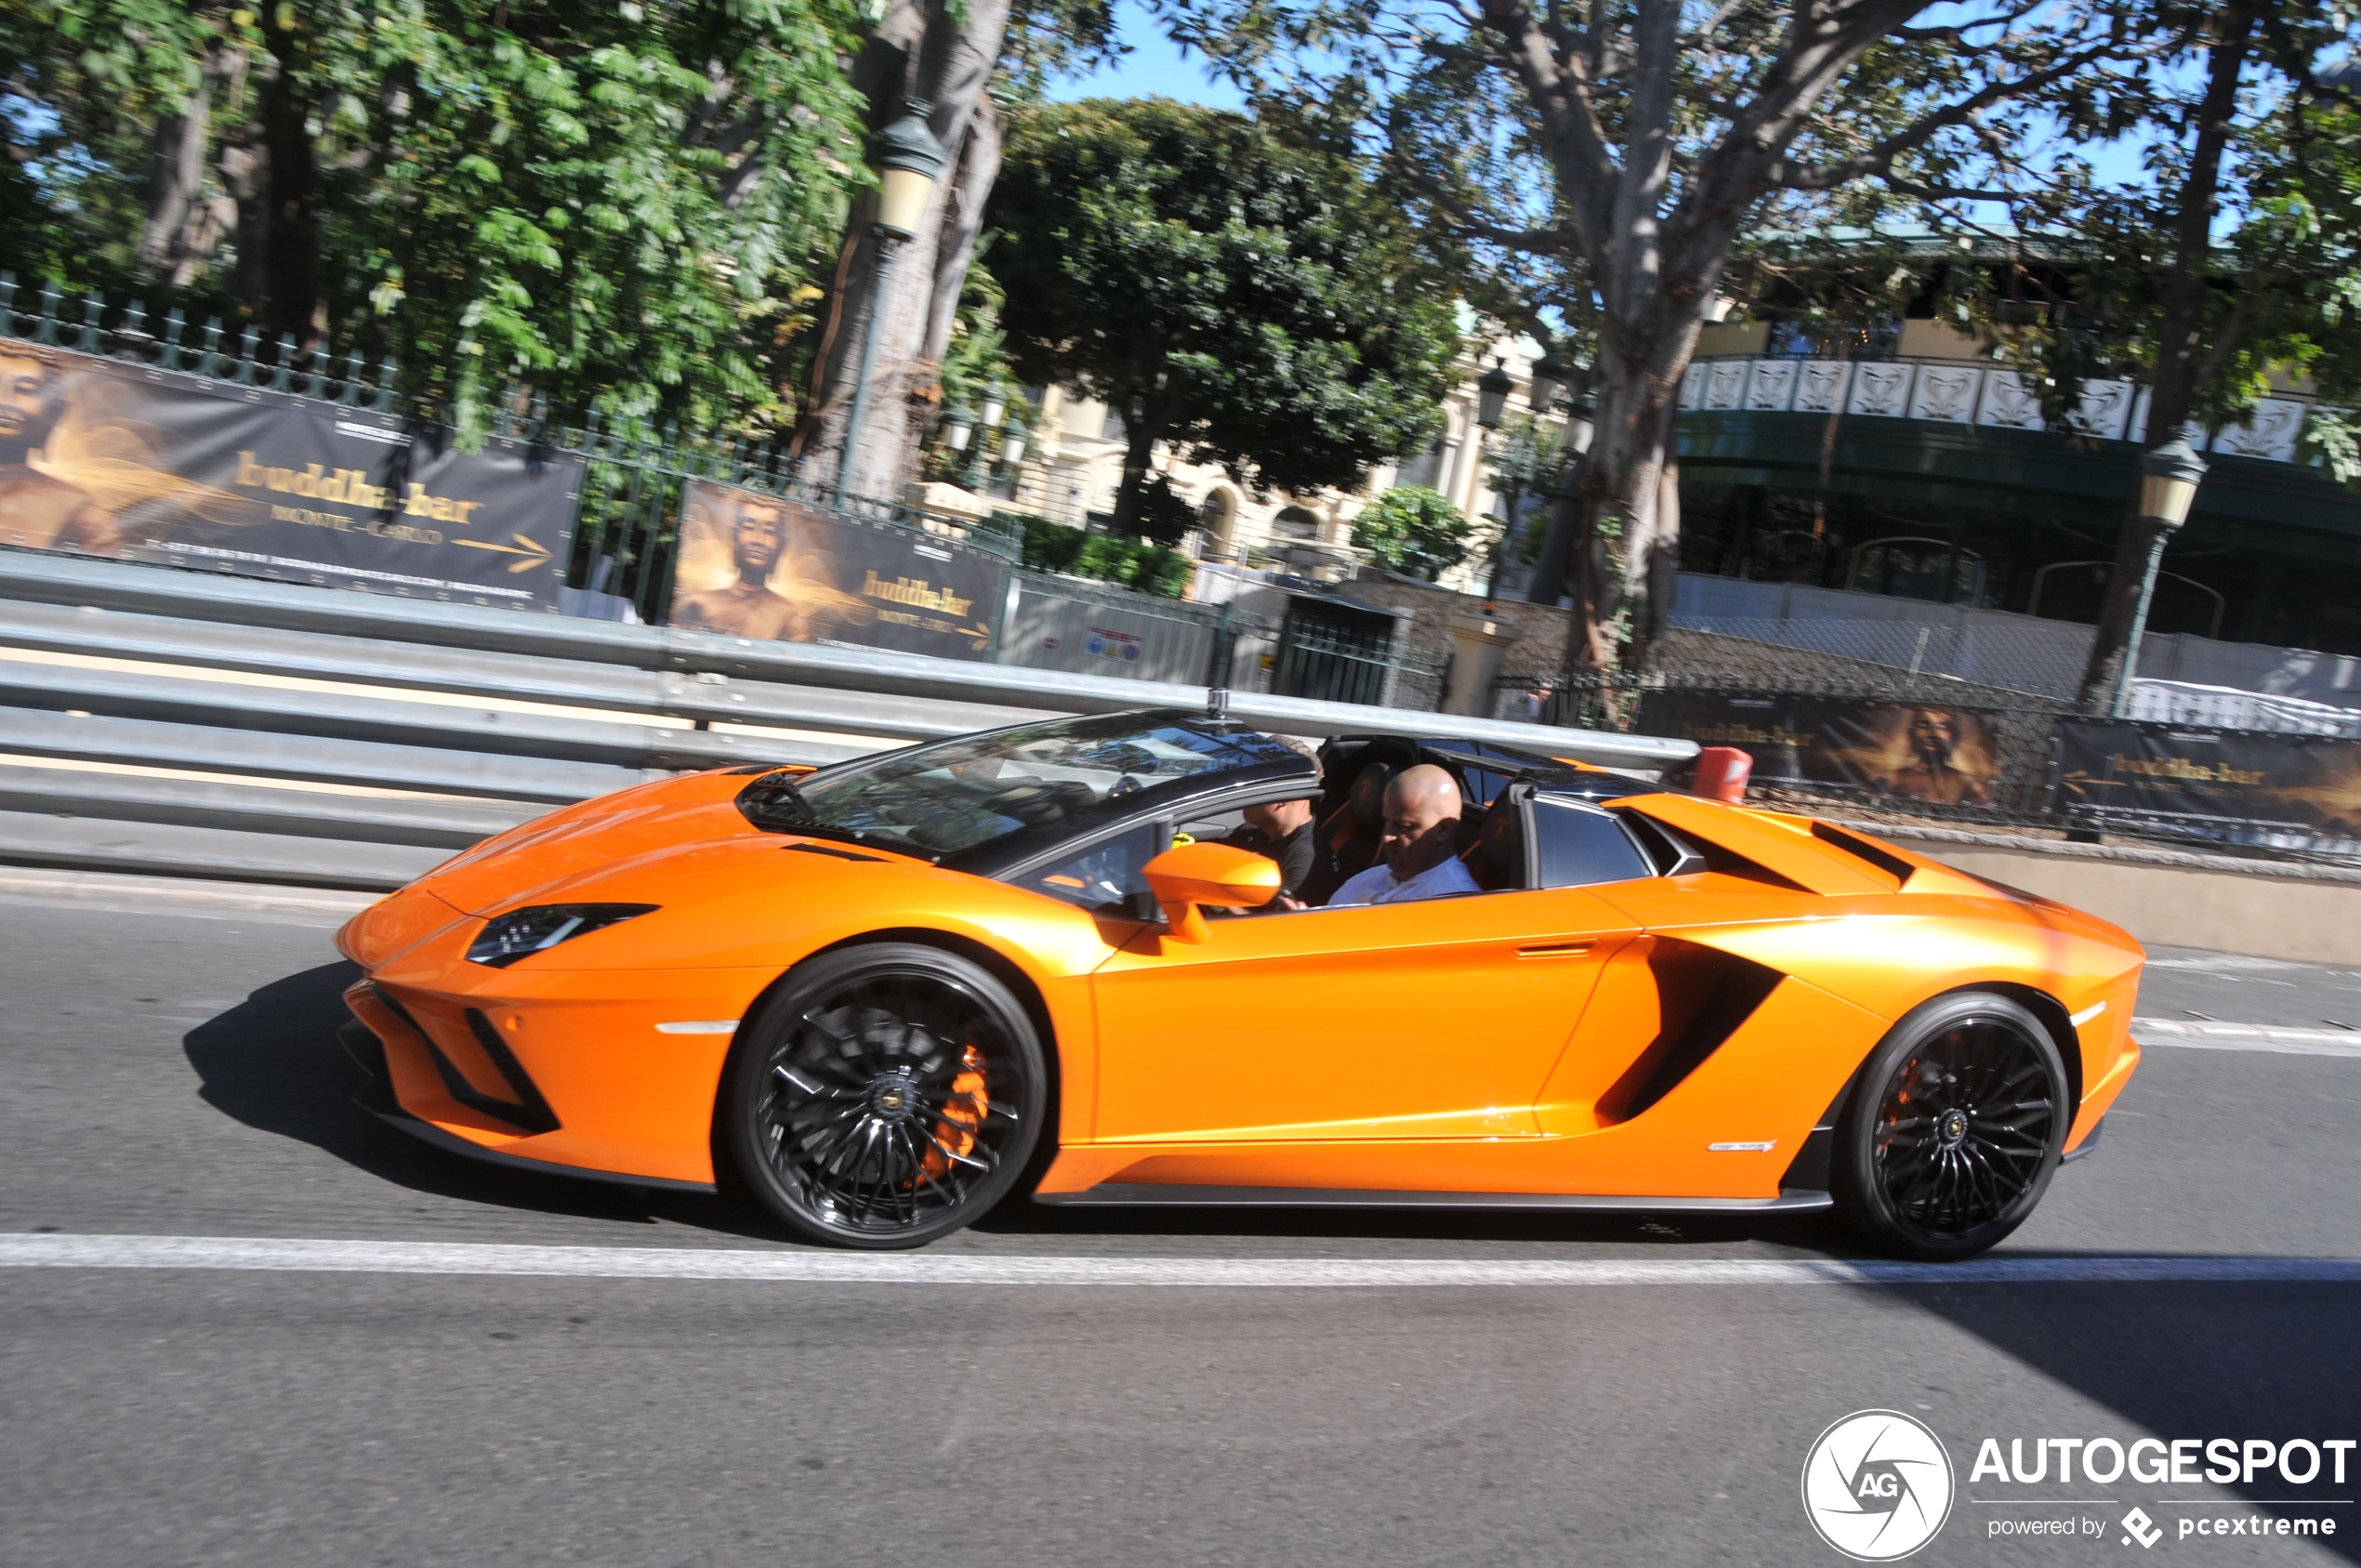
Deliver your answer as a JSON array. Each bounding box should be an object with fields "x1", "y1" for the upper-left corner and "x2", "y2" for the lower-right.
[
  {"x1": 720, "y1": 944, "x2": 1048, "y2": 1249},
  {"x1": 1833, "y1": 992, "x2": 2070, "y2": 1260}
]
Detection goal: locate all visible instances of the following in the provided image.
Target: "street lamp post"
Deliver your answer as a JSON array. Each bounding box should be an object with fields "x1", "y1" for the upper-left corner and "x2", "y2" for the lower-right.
[
  {"x1": 963, "y1": 380, "x2": 1009, "y2": 491},
  {"x1": 1472, "y1": 358, "x2": 1514, "y2": 599},
  {"x1": 2108, "y1": 437, "x2": 2209, "y2": 718},
  {"x1": 837, "y1": 100, "x2": 946, "y2": 498}
]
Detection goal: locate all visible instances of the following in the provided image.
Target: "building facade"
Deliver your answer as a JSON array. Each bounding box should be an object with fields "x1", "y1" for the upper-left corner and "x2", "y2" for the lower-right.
[
  {"x1": 1674, "y1": 315, "x2": 2361, "y2": 655},
  {"x1": 991, "y1": 337, "x2": 1564, "y2": 596}
]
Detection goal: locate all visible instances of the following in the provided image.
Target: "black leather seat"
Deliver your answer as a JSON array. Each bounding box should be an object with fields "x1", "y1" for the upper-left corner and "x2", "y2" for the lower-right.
[
  {"x1": 1463, "y1": 784, "x2": 1531, "y2": 891},
  {"x1": 1302, "y1": 760, "x2": 1392, "y2": 905}
]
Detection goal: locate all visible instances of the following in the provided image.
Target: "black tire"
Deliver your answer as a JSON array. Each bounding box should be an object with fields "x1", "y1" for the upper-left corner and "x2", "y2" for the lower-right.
[
  {"x1": 720, "y1": 943, "x2": 1048, "y2": 1250},
  {"x1": 1833, "y1": 992, "x2": 2070, "y2": 1261}
]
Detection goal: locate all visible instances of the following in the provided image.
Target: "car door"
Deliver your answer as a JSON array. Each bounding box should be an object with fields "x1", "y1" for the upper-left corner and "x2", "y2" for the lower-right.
[{"x1": 1088, "y1": 876, "x2": 1640, "y2": 1147}]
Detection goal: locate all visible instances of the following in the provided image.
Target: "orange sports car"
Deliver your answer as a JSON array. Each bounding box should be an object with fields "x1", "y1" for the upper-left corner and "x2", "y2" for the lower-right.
[{"x1": 335, "y1": 705, "x2": 2143, "y2": 1259}]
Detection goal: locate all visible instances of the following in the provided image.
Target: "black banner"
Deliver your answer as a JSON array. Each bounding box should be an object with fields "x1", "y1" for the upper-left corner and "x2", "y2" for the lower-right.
[
  {"x1": 1640, "y1": 690, "x2": 2004, "y2": 806},
  {"x1": 668, "y1": 479, "x2": 1007, "y2": 660},
  {"x1": 2051, "y1": 719, "x2": 2361, "y2": 845},
  {"x1": 0, "y1": 341, "x2": 580, "y2": 609}
]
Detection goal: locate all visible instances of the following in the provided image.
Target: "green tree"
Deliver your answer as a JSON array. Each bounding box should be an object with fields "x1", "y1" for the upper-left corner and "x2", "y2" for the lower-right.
[
  {"x1": 2, "y1": 1, "x2": 872, "y2": 441},
  {"x1": 1980, "y1": 3, "x2": 2361, "y2": 708},
  {"x1": 1352, "y1": 486, "x2": 1471, "y2": 582},
  {"x1": 791, "y1": 0, "x2": 1116, "y2": 495},
  {"x1": 1154, "y1": 0, "x2": 2140, "y2": 671},
  {"x1": 988, "y1": 98, "x2": 1462, "y2": 539}
]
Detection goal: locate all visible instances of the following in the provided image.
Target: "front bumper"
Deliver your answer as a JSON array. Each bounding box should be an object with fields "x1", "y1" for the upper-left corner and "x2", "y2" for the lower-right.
[{"x1": 341, "y1": 951, "x2": 781, "y2": 1190}]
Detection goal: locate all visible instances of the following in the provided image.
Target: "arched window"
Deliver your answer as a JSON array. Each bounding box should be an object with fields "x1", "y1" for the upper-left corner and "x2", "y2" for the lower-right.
[
  {"x1": 1198, "y1": 490, "x2": 1239, "y2": 558},
  {"x1": 1272, "y1": 505, "x2": 1322, "y2": 542}
]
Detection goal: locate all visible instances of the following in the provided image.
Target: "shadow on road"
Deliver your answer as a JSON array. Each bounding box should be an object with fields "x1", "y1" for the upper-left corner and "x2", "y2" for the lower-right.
[
  {"x1": 1907, "y1": 1284, "x2": 2361, "y2": 1561},
  {"x1": 979, "y1": 1197, "x2": 1872, "y2": 1254},
  {"x1": 179, "y1": 960, "x2": 779, "y2": 1238}
]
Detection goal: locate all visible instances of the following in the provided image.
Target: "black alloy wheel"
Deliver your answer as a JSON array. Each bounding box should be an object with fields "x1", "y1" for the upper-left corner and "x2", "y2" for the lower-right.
[
  {"x1": 721, "y1": 943, "x2": 1048, "y2": 1249},
  {"x1": 1833, "y1": 992, "x2": 2070, "y2": 1260}
]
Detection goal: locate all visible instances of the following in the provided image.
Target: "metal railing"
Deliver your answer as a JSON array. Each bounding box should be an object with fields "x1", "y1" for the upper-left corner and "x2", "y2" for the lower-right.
[{"x1": 0, "y1": 548, "x2": 1693, "y2": 889}]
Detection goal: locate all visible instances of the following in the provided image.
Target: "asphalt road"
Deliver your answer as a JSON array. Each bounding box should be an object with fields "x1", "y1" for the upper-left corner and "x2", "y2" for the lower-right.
[{"x1": 3, "y1": 872, "x2": 2358, "y2": 1567}]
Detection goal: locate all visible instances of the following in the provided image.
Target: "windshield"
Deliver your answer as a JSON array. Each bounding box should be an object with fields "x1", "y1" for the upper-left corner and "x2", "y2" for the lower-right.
[{"x1": 737, "y1": 712, "x2": 1306, "y2": 859}]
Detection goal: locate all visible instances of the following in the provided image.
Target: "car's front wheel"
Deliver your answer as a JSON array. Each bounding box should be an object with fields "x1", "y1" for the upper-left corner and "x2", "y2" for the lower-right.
[
  {"x1": 720, "y1": 943, "x2": 1047, "y2": 1249},
  {"x1": 1834, "y1": 991, "x2": 2070, "y2": 1260}
]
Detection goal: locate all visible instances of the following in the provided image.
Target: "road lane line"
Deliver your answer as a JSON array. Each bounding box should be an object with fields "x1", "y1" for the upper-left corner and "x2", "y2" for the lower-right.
[
  {"x1": 2133, "y1": 1018, "x2": 2361, "y2": 1058},
  {"x1": 4, "y1": 1234, "x2": 2358, "y2": 1287}
]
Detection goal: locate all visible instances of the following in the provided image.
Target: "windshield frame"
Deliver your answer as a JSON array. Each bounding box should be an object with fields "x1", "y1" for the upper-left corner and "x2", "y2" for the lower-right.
[{"x1": 737, "y1": 707, "x2": 1320, "y2": 874}]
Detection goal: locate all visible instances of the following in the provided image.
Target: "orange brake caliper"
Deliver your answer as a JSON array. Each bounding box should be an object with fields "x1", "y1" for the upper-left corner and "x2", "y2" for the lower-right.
[{"x1": 919, "y1": 1043, "x2": 989, "y2": 1179}]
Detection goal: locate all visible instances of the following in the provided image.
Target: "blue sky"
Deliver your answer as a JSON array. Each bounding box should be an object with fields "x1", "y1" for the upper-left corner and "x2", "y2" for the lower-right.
[
  {"x1": 1046, "y1": 0, "x2": 1243, "y2": 108},
  {"x1": 1049, "y1": 5, "x2": 2167, "y2": 202}
]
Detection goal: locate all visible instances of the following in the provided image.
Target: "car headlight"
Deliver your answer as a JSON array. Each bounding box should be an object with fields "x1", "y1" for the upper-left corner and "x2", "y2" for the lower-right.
[{"x1": 466, "y1": 903, "x2": 658, "y2": 968}]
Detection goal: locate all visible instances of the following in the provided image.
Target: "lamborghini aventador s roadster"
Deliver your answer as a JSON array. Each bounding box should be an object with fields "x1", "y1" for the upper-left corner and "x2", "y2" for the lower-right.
[{"x1": 336, "y1": 706, "x2": 2143, "y2": 1258}]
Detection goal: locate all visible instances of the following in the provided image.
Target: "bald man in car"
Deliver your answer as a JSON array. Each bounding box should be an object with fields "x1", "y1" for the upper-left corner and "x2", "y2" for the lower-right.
[{"x1": 1326, "y1": 763, "x2": 1481, "y2": 906}]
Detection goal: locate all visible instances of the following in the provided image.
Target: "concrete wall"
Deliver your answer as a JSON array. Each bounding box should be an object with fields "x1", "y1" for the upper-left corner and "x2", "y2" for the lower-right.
[{"x1": 1882, "y1": 831, "x2": 2361, "y2": 966}]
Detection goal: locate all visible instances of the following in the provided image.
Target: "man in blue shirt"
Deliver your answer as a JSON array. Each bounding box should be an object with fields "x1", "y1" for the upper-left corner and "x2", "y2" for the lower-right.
[{"x1": 1328, "y1": 764, "x2": 1480, "y2": 905}]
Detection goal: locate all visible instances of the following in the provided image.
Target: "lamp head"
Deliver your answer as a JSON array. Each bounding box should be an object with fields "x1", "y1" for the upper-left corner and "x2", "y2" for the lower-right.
[
  {"x1": 1528, "y1": 350, "x2": 1569, "y2": 415},
  {"x1": 1475, "y1": 358, "x2": 1512, "y2": 430},
  {"x1": 2136, "y1": 437, "x2": 2209, "y2": 529},
  {"x1": 1563, "y1": 396, "x2": 1596, "y2": 456},
  {"x1": 941, "y1": 401, "x2": 976, "y2": 453},
  {"x1": 872, "y1": 99, "x2": 947, "y2": 240}
]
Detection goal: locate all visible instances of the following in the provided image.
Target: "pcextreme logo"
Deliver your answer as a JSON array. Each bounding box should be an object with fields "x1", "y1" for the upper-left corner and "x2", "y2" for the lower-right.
[{"x1": 1802, "y1": 1410, "x2": 1958, "y2": 1561}]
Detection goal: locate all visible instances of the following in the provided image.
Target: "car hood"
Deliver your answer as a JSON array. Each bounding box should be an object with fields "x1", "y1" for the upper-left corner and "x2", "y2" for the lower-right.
[{"x1": 415, "y1": 771, "x2": 772, "y2": 916}]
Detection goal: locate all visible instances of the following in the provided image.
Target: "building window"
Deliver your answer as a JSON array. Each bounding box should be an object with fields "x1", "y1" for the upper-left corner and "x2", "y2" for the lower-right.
[
  {"x1": 1847, "y1": 536, "x2": 1986, "y2": 604},
  {"x1": 1764, "y1": 319, "x2": 1901, "y2": 361},
  {"x1": 1272, "y1": 506, "x2": 1322, "y2": 542}
]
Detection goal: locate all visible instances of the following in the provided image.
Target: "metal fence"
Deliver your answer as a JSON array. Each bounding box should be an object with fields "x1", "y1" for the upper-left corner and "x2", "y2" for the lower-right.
[
  {"x1": 999, "y1": 570, "x2": 1258, "y2": 687},
  {"x1": 1492, "y1": 651, "x2": 2361, "y2": 864},
  {"x1": 0, "y1": 274, "x2": 1022, "y2": 629}
]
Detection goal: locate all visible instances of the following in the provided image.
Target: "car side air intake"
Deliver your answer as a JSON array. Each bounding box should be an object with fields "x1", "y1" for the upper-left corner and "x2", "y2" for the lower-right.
[{"x1": 1597, "y1": 942, "x2": 1787, "y2": 1122}]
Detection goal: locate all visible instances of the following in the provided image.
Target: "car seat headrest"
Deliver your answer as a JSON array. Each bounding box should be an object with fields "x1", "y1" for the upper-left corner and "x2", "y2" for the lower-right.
[
  {"x1": 1465, "y1": 783, "x2": 1532, "y2": 886},
  {"x1": 1346, "y1": 762, "x2": 1396, "y2": 825}
]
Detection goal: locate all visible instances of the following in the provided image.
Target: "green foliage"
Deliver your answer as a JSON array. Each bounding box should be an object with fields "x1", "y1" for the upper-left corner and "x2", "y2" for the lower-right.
[
  {"x1": 1014, "y1": 512, "x2": 1086, "y2": 573},
  {"x1": 989, "y1": 98, "x2": 1461, "y2": 528},
  {"x1": 1010, "y1": 513, "x2": 1194, "y2": 597},
  {"x1": 2, "y1": 0, "x2": 869, "y2": 442},
  {"x1": 1351, "y1": 485, "x2": 1470, "y2": 581}
]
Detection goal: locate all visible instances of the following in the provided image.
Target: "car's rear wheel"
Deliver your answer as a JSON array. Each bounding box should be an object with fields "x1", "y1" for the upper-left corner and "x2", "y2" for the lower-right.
[
  {"x1": 1833, "y1": 992, "x2": 2069, "y2": 1260},
  {"x1": 721, "y1": 943, "x2": 1047, "y2": 1250}
]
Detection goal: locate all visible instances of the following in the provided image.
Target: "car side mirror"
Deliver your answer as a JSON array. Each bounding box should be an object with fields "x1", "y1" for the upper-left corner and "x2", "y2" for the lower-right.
[{"x1": 1141, "y1": 841, "x2": 1281, "y2": 943}]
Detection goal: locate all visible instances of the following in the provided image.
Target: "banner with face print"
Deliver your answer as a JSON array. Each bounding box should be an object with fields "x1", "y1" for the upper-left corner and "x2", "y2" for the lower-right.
[
  {"x1": 1639, "y1": 691, "x2": 2004, "y2": 806},
  {"x1": 667, "y1": 479, "x2": 1007, "y2": 659},
  {"x1": 2051, "y1": 719, "x2": 2361, "y2": 846},
  {"x1": 0, "y1": 339, "x2": 580, "y2": 609}
]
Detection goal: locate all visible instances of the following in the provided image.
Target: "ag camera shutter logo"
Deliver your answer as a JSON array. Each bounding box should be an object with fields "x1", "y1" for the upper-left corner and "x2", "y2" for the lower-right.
[{"x1": 1802, "y1": 1410, "x2": 1956, "y2": 1561}]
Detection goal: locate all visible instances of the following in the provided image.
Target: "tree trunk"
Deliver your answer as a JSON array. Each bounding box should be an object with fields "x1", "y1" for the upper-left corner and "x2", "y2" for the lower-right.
[
  {"x1": 2076, "y1": 1, "x2": 2256, "y2": 712},
  {"x1": 1109, "y1": 378, "x2": 1177, "y2": 536},
  {"x1": 133, "y1": 53, "x2": 222, "y2": 287},
  {"x1": 257, "y1": 14, "x2": 323, "y2": 346},
  {"x1": 1569, "y1": 300, "x2": 1700, "y2": 671},
  {"x1": 798, "y1": 0, "x2": 1013, "y2": 500}
]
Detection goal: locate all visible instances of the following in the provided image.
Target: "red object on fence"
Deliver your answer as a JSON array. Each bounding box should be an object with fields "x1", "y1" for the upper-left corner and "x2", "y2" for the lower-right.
[{"x1": 1692, "y1": 746, "x2": 1753, "y2": 802}]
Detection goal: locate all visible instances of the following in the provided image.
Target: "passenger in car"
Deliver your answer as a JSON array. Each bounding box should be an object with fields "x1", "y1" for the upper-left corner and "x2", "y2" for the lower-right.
[
  {"x1": 1217, "y1": 735, "x2": 1326, "y2": 913},
  {"x1": 1326, "y1": 765, "x2": 1482, "y2": 906}
]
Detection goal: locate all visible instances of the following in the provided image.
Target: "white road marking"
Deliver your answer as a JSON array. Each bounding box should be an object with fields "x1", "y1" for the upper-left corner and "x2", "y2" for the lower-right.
[
  {"x1": 2133, "y1": 1018, "x2": 2361, "y2": 1058},
  {"x1": 3, "y1": 1234, "x2": 2358, "y2": 1287}
]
